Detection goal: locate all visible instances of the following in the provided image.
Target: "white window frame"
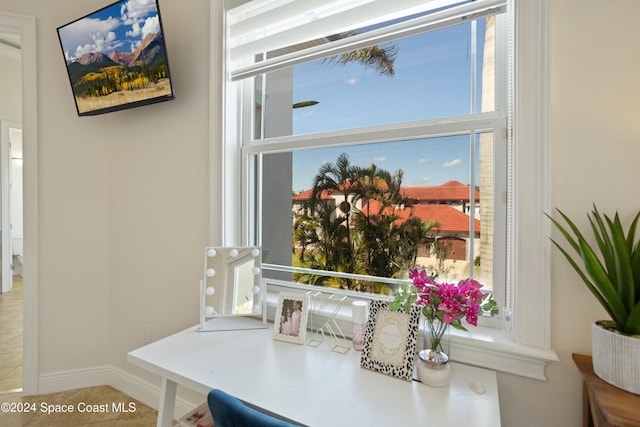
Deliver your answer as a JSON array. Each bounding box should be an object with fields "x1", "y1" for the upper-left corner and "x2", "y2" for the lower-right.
[{"x1": 211, "y1": 0, "x2": 558, "y2": 379}]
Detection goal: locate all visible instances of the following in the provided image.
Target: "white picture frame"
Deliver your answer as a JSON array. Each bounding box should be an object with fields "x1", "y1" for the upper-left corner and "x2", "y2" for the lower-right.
[
  {"x1": 360, "y1": 300, "x2": 421, "y2": 381},
  {"x1": 273, "y1": 293, "x2": 309, "y2": 345}
]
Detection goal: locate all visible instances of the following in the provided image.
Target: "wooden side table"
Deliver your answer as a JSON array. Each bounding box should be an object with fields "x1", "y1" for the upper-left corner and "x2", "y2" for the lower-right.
[{"x1": 573, "y1": 353, "x2": 640, "y2": 427}]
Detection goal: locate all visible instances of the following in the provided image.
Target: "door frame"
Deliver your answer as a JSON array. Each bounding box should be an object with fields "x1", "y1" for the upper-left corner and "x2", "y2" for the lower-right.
[{"x1": 0, "y1": 11, "x2": 38, "y2": 396}]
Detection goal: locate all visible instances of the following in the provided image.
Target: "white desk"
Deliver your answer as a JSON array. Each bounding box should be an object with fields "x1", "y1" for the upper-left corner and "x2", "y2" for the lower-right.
[{"x1": 128, "y1": 324, "x2": 501, "y2": 427}]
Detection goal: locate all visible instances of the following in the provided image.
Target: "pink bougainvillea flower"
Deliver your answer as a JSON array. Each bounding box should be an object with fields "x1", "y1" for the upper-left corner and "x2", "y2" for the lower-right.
[{"x1": 399, "y1": 270, "x2": 499, "y2": 352}]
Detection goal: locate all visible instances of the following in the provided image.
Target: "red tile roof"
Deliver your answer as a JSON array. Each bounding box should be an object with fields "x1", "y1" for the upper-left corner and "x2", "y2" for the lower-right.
[
  {"x1": 411, "y1": 204, "x2": 480, "y2": 235},
  {"x1": 293, "y1": 180, "x2": 479, "y2": 203},
  {"x1": 402, "y1": 181, "x2": 479, "y2": 203},
  {"x1": 364, "y1": 200, "x2": 480, "y2": 235},
  {"x1": 292, "y1": 188, "x2": 334, "y2": 202},
  {"x1": 293, "y1": 181, "x2": 480, "y2": 235}
]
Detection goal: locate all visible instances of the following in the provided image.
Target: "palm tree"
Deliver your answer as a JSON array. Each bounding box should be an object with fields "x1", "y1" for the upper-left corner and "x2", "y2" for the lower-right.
[
  {"x1": 310, "y1": 153, "x2": 359, "y2": 258},
  {"x1": 295, "y1": 153, "x2": 440, "y2": 292},
  {"x1": 293, "y1": 197, "x2": 354, "y2": 288},
  {"x1": 398, "y1": 217, "x2": 439, "y2": 269},
  {"x1": 350, "y1": 166, "x2": 403, "y2": 271},
  {"x1": 322, "y1": 32, "x2": 398, "y2": 77}
]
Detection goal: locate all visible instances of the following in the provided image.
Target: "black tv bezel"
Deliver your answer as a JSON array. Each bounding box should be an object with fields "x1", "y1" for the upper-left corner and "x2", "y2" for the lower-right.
[{"x1": 56, "y1": 0, "x2": 175, "y2": 117}]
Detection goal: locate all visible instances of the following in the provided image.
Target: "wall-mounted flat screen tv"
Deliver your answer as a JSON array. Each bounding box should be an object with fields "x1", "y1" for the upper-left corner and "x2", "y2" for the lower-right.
[{"x1": 57, "y1": 0, "x2": 175, "y2": 116}]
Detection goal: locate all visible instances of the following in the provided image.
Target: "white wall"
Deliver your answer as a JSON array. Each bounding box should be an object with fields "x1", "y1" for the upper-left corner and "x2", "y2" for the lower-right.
[
  {"x1": 0, "y1": 54, "x2": 21, "y2": 121},
  {"x1": 104, "y1": 0, "x2": 211, "y2": 386},
  {"x1": 498, "y1": 1, "x2": 640, "y2": 426},
  {"x1": 0, "y1": 0, "x2": 211, "y2": 382},
  {"x1": 1, "y1": 0, "x2": 639, "y2": 425}
]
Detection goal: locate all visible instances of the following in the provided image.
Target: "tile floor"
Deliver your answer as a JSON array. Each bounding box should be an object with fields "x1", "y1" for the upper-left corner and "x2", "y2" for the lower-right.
[{"x1": 0, "y1": 276, "x2": 163, "y2": 426}]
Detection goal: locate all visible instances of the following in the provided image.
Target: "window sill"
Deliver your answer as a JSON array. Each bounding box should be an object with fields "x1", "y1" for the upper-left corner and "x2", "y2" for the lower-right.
[
  {"x1": 265, "y1": 285, "x2": 558, "y2": 381},
  {"x1": 447, "y1": 326, "x2": 559, "y2": 381}
]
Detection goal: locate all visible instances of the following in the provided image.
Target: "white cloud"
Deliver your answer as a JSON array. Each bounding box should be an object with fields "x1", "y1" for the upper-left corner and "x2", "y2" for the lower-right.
[
  {"x1": 58, "y1": 16, "x2": 120, "y2": 60},
  {"x1": 121, "y1": 0, "x2": 157, "y2": 24},
  {"x1": 442, "y1": 159, "x2": 461, "y2": 168},
  {"x1": 127, "y1": 15, "x2": 159, "y2": 39},
  {"x1": 90, "y1": 31, "x2": 117, "y2": 55},
  {"x1": 58, "y1": 0, "x2": 160, "y2": 60},
  {"x1": 141, "y1": 15, "x2": 160, "y2": 38},
  {"x1": 122, "y1": 0, "x2": 159, "y2": 50},
  {"x1": 345, "y1": 77, "x2": 359, "y2": 85},
  {"x1": 126, "y1": 22, "x2": 142, "y2": 37}
]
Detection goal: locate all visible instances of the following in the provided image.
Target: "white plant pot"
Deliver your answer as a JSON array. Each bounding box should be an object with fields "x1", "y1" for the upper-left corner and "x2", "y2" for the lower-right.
[{"x1": 592, "y1": 321, "x2": 640, "y2": 395}]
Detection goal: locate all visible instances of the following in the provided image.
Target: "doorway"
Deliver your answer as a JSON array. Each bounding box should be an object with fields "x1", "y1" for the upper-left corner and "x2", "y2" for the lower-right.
[
  {"x1": 0, "y1": 11, "x2": 38, "y2": 395},
  {"x1": 1, "y1": 121, "x2": 23, "y2": 294}
]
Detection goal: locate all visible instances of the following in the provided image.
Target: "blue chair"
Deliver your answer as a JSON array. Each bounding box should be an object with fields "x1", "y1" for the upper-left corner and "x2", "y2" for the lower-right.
[{"x1": 207, "y1": 389, "x2": 303, "y2": 427}]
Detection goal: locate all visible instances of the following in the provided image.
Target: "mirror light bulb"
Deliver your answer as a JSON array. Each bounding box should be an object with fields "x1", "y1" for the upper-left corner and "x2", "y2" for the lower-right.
[
  {"x1": 252, "y1": 304, "x2": 260, "y2": 314},
  {"x1": 206, "y1": 268, "x2": 216, "y2": 277},
  {"x1": 207, "y1": 248, "x2": 217, "y2": 257},
  {"x1": 205, "y1": 306, "x2": 215, "y2": 316},
  {"x1": 229, "y1": 248, "x2": 238, "y2": 257},
  {"x1": 206, "y1": 287, "x2": 215, "y2": 296},
  {"x1": 251, "y1": 248, "x2": 260, "y2": 257},
  {"x1": 252, "y1": 267, "x2": 261, "y2": 275},
  {"x1": 252, "y1": 285, "x2": 260, "y2": 294}
]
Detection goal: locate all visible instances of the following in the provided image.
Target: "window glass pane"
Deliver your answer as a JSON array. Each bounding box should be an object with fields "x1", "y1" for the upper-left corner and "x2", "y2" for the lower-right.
[
  {"x1": 261, "y1": 134, "x2": 493, "y2": 295},
  {"x1": 256, "y1": 18, "x2": 493, "y2": 139}
]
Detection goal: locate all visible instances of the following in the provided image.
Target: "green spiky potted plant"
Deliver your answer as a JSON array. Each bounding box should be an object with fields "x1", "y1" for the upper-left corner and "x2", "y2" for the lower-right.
[{"x1": 547, "y1": 205, "x2": 640, "y2": 394}]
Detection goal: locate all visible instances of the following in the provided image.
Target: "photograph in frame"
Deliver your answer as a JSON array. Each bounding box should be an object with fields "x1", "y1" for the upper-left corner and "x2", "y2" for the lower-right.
[
  {"x1": 360, "y1": 300, "x2": 420, "y2": 381},
  {"x1": 56, "y1": 0, "x2": 175, "y2": 116},
  {"x1": 273, "y1": 293, "x2": 308, "y2": 345}
]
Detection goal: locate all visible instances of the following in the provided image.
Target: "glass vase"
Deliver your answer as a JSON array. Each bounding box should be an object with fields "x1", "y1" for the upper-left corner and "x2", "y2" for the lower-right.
[
  {"x1": 420, "y1": 318, "x2": 451, "y2": 387},
  {"x1": 423, "y1": 317, "x2": 450, "y2": 355}
]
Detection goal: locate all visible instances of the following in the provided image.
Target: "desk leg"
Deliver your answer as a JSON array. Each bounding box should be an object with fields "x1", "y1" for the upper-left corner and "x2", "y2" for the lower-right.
[{"x1": 157, "y1": 377, "x2": 177, "y2": 427}]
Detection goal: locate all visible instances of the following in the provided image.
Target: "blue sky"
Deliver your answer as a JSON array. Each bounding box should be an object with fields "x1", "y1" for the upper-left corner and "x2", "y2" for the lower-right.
[
  {"x1": 57, "y1": 0, "x2": 160, "y2": 61},
  {"x1": 290, "y1": 136, "x2": 476, "y2": 193},
  {"x1": 289, "y1": 20, "x2": 487, "y2": 193}
]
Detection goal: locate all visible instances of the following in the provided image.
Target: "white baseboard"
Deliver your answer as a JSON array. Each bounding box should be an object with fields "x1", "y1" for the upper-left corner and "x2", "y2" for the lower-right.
[
  {"x1": 38, "y1": 365, "x2": 199, "y2": 419},
  {"x1": 109, "y1": 365, "x2": 199, "y2": 418},
  {"x1": 39, "y1": 365, "x2": 111, "y2": 394}
]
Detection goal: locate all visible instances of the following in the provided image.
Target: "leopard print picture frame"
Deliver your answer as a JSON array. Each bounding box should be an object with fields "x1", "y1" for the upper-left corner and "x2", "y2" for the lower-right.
[{"x1": 359, "y1": 300, "x2": 420, "y2": 381}]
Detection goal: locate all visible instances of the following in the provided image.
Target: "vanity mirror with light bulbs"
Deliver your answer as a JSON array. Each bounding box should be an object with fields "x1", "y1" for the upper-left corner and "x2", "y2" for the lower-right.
[{"x1": 198, "y1": 246, "x2": 267, "y2": 331}]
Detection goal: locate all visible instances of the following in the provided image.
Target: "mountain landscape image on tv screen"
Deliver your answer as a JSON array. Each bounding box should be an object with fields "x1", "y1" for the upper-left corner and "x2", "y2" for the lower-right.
[{"x1": 57, "y1": 0, "x2": 175, "y2": 116}]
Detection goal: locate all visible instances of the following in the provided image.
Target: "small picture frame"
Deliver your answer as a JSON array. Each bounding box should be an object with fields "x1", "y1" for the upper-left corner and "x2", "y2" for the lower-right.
[
  {"x1": 360, "y1": 300, "x2": 421, "y2": 381},
  {"x1": 273, "y1": 293, "x2": 308, "y2": 345}
]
